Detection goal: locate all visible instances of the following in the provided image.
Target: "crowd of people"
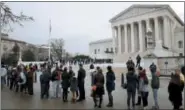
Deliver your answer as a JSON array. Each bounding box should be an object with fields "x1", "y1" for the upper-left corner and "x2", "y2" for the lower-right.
[{"x1": 1, "y1": 55, "x2": 185, "y2": 110}]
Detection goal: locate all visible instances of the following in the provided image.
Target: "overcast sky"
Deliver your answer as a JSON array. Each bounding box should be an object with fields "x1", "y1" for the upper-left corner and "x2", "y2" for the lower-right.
[{"x1": 6, "y1": 2, "x2": 184, "y2": 55}]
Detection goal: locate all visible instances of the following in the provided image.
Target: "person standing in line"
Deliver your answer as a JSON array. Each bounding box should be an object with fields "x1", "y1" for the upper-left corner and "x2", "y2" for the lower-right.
[
  {"x1": 7, "y1": 66, "x2": 12, "y2": 87},
  {"x1": 51, "y1": 66, "x2": 58, "y2": 98},
  {"x1": 18, "y1": 67, "x2": 27, "y2": 93},
  {"x1": 168, "y1": 68, "x2": 184, "y2": 110},
  {"x1": 62, "y1": 67, "x2": 70, "y2": 102},
  {"x1": 70, "y1": 74, "x2": 78, "y2": 103},
  {"x1": 23, "y1": 67, "x2": 29, "y2": 94},
  {"x1": 136, "y1": 67, "x2": 143, "y2": 106},
  {"x1": 93, "y1": 69, "x2": 105, "y2": 108},
  {"x1": 1, "y1": 63, "x2": 7, "y2": 89},
  {"x1": 136, "y1": 54, "x2": 141, "y2": 68},
  {"x1": 149, "y1": 62, "x2": 160, "y2": 110},
  {"x1": 10, "y1": 68, "x2": 17, "y2": 90},
  {"x1": 77, "y1": 64, "x2": 86, "y2": 102},
  {"x1": 106, "y1": 66, "x2": 115, "y2": 107},
  {"x1": 89, "y1": 64, "x2": 96, "y2": 86},
  {"x1": 139, "y1": 69, "x2": 149, "y2": 110},
  {"x1": 69, "y1": 66, "x2": 75, "y2": 80},
  {"x1": 27, "y1": 67, "x2": 34, "y2": 95},
  {"x1": 40, "y1": 64, "x2": 51, "y2": 99},
  {"x1": 126, "y1": 67, "x2": 138, "y2": 110}
]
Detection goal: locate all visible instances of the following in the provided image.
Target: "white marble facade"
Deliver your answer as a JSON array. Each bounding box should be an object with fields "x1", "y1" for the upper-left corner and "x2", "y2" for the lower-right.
[
  {"x1": 110, "y1": 4, "x2": 184, "y2": 63},
  {"x1": 89, "y1": 38, "x2": 114, "y2": 60}
]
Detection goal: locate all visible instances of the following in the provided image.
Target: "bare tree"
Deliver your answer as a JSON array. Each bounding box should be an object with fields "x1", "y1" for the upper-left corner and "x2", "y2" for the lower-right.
[
  {"x1": 50, "y1": 38, "x2": 65, "y2": 60},
  {"x1": 0, "y1": 2, "x2": 34, "y2": 33}
]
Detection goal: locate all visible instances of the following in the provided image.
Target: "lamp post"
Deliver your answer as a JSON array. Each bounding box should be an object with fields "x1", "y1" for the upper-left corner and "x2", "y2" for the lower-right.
[{"x1": 164, "y1": 61, "x2": 168, "y2": 75}]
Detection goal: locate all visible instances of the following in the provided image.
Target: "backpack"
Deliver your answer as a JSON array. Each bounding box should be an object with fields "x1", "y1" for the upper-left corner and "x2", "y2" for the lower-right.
[
  {"x1": 151, "y1": 74, "x2": 160, "y2": 89},
  {"x1": 51, "y1": 70, "x2": 57, "y2": 81}
]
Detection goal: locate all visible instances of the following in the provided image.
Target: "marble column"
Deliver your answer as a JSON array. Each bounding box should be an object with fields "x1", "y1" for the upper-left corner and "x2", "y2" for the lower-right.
[
  {"x1": 154, "y1": 17, "x2": 160, "y2": 41},
  {"x1": 138, "y1": 21, "x2": 144, "y2": 52},
  {"x1": 131, "y1": 22, "x2": 135, "y2": 53},
  {"x1": 112, "y1": 27, "x2": 116, "y2": 54},
  {"x1": 146, "y1": 19, "x2": 150, "y2": 32},
  {"x1": 163, "y1": 16, "x2": 169, "y2": 47},
  {"x1": 154, "y1": 17, "x2": 162, "y2": 49},
  {"x1": 118, "y1": 25, "x2": 122, "y2": 54},
  {"x1": 124, "y1": 24, "x2": 128, "y2": 53}
]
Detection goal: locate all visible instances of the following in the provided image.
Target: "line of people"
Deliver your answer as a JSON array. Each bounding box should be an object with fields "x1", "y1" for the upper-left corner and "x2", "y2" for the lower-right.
[
  {"x1": 1, "y1": 63, "x2": 37, "y2": 95},
  {"x1": 1, "y1": 60, "x2": 185, "y2": 110},
  {"x1": 123, "y1": 58, "x2": 185, "y2": 110}
]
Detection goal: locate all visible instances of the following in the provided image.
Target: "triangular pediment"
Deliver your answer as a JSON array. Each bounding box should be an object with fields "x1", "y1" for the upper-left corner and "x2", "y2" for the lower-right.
[{"x1": 110, "y1": 4, "x2": 168, "y2": 22}]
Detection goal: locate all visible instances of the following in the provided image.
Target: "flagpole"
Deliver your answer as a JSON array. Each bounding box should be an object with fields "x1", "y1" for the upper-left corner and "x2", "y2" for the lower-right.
[{"x1": 48, "y1": 19, "x2": 51, "y2": 63}]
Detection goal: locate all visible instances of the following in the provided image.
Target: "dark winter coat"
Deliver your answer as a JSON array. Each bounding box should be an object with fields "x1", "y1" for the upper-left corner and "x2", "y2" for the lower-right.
[
  {"x1": 62, "y1": 71, "x2": 70, "y2": 89},
  {"x1": 106, "y1": 71, "x2": 115, "y2": 92},
  {"x1": 136, "y1": 55, "x2": 141, "y2": 63},
  {"x1": 77, "y1": 68, "x2": 86, "y2": 84},
  {"x1": 94, "y1": 73, "x2": 105, "y2": 95},
  {"x1": 126, "y1": 71, "x2": 138, "y2": 92},
  {"x1": 168, "y1": 75, "x2": 184, "y2": 107},
  {"x1": 40, "y1": 70, "x2": 51, "y2": 84},
  {"x1": 149, "y1": 63, "x2": 157, "y2": 73},
  {"x1": 126, "y1": 60, "x2": 135, "y2": 70}
]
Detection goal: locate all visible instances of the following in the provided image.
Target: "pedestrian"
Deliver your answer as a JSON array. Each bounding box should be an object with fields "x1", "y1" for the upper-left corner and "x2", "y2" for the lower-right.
[
  {"x1": 18, "y1": 67, "x2": 27, "y2": 93},
  {"x1": 69, "y1": 66, "x2": 75, "y2": 79},
  {"x1": 62, "y1": 67, "x2": 70, "y2": 102},
  {"x1": 1, "y1": 63, "x2": 7, "y2": 89},
  {"x1": 106, "y1": 66, "x2": 115, "y2": 107},
  {"x1": 77, "y1": 64, "x2": 86, "y2": 102},
  {"x1": 9, "y1": 67, "x2": 17, "y2": 90},
  {"x1": 181, "y1": 66, "x2": 185, "y2": 76},
  {"x1": 70, "y1": 75, "x2": 78, "y2": 103},
  {"x1": 7, "y1": 66, "x2": 12, "y2": 87},
  {"x1": 40, "y1": 64, "x2": 51, "y2": 99},
  {"x1": 27, "y1": 67, "x2": 34, "y2": 95},
  {"x1": 23, "y1": 67, "x2": 29, "y2": 94},
  {"x1": 89, "y1": 64, "x2": 96, "y2": 86},
  {"x1": 93, "y1": 69, "x2": 105, "y2": 108},
  {"x1": 136, "y1": 67, "x2": 142, "y2": 106},
  {"x1": 51, "y1": 66, "x2": 59, "y2": 98},
  {"x1": 126, "y1": 57, "x2": 135, "y2": 71},
  {"x1": 126, "y1": 66, "x2": 138, "y2": 110},
  {"x1": 168, "y1": 68, "x2": 184, "y2": 110},
  {"x1": 149, "y1": 62, "x2": 160, "y2": 109},
  {"x1": 136, "y1": 54, "x2": 141, "y2": 68},
  {"x1": 139, "y1": 69, "x2": 149, "y2": 110}
]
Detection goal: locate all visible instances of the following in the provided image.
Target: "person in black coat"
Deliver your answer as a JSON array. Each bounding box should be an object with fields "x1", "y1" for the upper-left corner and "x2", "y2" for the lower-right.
[
  {"x1": 181, "y1": 66, "x2": 185, "y2": 76},
  {"x1": 77, "y1": 64, "x2": 86, "y2": 101},
  {"x1": 40, "y1": 65, "x2": 51, "y2": 99},
  {"x1": 136, "y1": 54, "x2": 141, "y2": 68},
  {"x1": 106, "y1": 66, "x2": 115, "y2": 107},
  {"x1": 126, "y1": 67, "x2": 138, "y2": 110},
  {"x1": 168, "y1": 69, "x2": 184, "y2": 110},
  {"x1": 61, "y1": 67, "x2": 70, "y2": 102}
]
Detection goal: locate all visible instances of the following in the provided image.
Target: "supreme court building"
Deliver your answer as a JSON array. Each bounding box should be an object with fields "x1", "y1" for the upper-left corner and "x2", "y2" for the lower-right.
[{"x1": 110, "y1": 4, "x2": 184, "y2": 63}]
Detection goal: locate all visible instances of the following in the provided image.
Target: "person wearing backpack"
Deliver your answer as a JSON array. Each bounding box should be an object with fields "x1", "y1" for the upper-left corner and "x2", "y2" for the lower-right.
[
  {"x1": 40, "y1": 64, "x2": 51, "y2": 99},
  {"x1": 149, "y1": 62, "x2": 160, "y2": 110}
]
